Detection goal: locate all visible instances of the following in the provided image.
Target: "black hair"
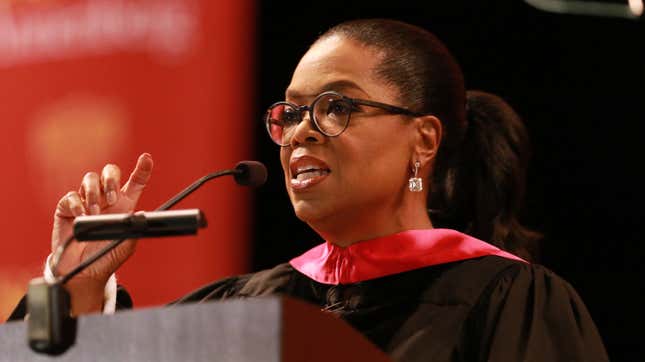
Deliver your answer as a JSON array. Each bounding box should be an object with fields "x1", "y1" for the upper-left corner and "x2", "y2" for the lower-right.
[{"x1": 318, "y1": 19, "x2": 540, "y2": 259}]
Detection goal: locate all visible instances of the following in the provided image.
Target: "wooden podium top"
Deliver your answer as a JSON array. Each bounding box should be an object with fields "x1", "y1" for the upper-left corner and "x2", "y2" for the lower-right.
[{"x1": 1, "y1": 296, "x2": 392, "y2": 362}]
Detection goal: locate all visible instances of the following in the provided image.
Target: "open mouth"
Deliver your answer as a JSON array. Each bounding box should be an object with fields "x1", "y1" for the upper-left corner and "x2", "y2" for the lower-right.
[
  {"x1": 293, "y1": 167, "x2": 331, "y2": 181},
  {"x1": 289, "y1": 156, "x2": 331, "y2": 190}
]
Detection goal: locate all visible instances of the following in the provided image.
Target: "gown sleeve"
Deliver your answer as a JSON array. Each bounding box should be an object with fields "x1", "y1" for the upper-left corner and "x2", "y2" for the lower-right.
[
  {"x1": 170, "y1": 262, "x2": 296, "y2": 305},
  {"x1": 462, "y1": 263, "x2": 609, "y2": 362}
]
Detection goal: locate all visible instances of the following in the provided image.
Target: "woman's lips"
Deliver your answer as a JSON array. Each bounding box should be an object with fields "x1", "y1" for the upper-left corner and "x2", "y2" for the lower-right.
[{"x1": 289, "y1": 155, "x2": 331, "y2": 191}]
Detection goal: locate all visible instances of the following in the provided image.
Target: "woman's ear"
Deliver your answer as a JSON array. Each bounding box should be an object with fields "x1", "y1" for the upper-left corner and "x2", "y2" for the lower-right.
[{"x1": 413, "y1": 115, "x2": 442, "y2": 166}]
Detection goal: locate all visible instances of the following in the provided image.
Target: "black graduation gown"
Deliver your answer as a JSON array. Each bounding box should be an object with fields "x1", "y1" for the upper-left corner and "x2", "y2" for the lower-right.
[
  {"x1": 167, "y1": 255, "x2": 608, "y2": 362},
  {"x1": 7, "y1": 228, "x2": 607, "y2": 361}
]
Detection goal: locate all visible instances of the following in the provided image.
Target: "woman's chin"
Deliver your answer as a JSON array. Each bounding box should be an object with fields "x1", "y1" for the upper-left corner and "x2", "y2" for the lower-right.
[
  {"x1": 291, "y1": 199, "x2": 334, "y2": 225},
  {"x1": 292, "y1": 201, "x2": 322, "y2": 222}
]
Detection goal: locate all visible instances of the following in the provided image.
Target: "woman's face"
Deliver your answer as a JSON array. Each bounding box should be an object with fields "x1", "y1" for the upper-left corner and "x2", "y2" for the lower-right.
[{"x1": 280, "y1": 35, "x2": 420, "y2": 239}]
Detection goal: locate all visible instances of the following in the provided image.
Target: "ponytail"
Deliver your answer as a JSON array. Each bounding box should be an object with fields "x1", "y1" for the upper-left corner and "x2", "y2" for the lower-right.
[{"x1": 429, "y1": 91, "x2": 541, "y2": 260}]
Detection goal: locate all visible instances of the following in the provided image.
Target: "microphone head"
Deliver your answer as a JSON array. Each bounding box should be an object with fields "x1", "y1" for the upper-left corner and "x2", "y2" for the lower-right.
[{"x1": 234, "y1": 161, "x2": 268, "y2": 187}]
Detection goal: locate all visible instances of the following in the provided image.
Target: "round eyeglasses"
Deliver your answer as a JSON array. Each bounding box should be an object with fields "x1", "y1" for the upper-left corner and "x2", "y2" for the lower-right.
[{"x1": 263, "y1": 91, "x2": 427, "y2": 146}]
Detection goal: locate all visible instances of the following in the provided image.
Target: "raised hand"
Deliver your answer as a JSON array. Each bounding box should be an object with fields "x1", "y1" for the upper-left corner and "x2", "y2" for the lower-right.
[{"x1": 50, "y1": 153, "x2": 153, "y2": 314}]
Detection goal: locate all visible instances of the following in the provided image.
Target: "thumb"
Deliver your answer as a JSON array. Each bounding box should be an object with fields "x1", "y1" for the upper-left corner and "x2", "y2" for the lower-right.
[{"x1": 122, "y1": 153, "x2": 154, "y2": 202}]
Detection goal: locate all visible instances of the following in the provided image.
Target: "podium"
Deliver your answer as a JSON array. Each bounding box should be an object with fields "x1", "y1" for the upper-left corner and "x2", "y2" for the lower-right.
[{"x1": 0, "y1": 296, "x2": 392, "y2": 362}]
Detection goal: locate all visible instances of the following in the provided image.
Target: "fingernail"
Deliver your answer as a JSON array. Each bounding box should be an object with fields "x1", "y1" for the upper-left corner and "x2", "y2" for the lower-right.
[
  {"x1": 107, "y1": 191, "x2": 117, "y2": 205},
  {"x1": 90, "y1": 204, "x2": 100, "y2": 215}
]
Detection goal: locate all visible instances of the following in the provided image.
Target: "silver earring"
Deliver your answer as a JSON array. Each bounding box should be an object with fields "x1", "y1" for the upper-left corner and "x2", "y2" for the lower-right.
[{"x1": 408, "y1": 161, "x2": 423, "y2": 192}]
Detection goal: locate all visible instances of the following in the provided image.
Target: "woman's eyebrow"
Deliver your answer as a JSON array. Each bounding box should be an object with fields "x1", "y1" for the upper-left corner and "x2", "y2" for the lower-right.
[
  {"x1": 321, "y1": 80, "x2": 367, "y2": 94},
  {"x1": 286, "y1": 79, "x2": 368, "y2": 100}
]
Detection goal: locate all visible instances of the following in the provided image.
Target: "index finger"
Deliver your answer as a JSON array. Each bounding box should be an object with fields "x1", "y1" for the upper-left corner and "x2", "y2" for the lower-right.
[{"x1": 122, "y1": 153, "x2": 154, "y2": 201}]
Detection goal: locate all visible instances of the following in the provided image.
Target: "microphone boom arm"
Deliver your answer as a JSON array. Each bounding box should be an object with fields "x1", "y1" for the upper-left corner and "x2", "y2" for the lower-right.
[{"x1": 156, "y1": 169, "x2": 237, "y2": 211}]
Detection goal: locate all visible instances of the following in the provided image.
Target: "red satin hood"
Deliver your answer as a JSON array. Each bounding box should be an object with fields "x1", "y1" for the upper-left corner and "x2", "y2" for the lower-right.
[{"x1": 289, "y1": 228, "x2": 526, "y2": 285}]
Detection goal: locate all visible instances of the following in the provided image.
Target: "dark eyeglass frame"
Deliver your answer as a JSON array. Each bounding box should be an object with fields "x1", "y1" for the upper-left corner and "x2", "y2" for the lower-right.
[{"x1": 264, "y1": 91, "x2": 429, "y2": 146}]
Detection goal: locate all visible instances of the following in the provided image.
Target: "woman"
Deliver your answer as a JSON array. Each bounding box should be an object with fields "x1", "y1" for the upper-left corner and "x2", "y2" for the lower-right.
[{"x1": 11, "y1": 19, "x2": 607, "y2": 361}]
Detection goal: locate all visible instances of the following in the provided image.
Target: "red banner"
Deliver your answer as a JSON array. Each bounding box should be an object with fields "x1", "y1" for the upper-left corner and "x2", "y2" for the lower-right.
[{"x1": 0, "y1": 0, "x2": 254, "y2": 320}]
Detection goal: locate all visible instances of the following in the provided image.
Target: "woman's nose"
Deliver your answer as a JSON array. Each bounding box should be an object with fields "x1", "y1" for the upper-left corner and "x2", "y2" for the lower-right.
[{"x1": 289, "y1": 112, "x2": 325, "y2": 147}]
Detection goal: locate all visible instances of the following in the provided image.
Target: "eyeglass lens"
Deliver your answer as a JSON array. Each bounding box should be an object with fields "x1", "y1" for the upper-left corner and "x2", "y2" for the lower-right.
[{"x1": 265, "y1": 93, "x2": 352, "y2": 145}]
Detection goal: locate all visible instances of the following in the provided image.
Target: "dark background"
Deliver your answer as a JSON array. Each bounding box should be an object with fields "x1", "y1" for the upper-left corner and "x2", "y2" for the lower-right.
[{"x1": 250, "y1": 1, "x2": 644, "y2": 360}]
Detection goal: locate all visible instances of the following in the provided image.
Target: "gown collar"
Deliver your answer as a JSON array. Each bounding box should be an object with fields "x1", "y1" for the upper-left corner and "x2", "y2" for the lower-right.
[{"x1": 289, "y1": 228, "x2": 526, "y2": 285}]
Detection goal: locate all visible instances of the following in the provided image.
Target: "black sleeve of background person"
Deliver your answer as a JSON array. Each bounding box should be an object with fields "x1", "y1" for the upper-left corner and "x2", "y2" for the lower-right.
[
  {"x1": 6, "y1": 296, "x2": 26, "y2": 322},
  {"x1": 5, "y1": 285, "x2": 133, "y2": 322}
]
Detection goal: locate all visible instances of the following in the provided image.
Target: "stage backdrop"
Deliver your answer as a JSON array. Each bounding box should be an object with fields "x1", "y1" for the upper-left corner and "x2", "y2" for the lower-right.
[{"x1": 0, "y1": 0, "x2": 254, "y2": 320}]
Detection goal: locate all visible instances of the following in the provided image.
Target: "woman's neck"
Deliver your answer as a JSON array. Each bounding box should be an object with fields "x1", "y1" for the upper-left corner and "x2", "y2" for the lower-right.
[{"x1": 311, "y1": 201, "x2": 434, "y2": 247}]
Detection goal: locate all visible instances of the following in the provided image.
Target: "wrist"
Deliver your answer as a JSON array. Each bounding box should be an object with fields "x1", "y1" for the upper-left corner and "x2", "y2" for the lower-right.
[
  {"x1": 64, "y1": 277, "x2": 108, "y2": 316},
  {"x1": 43, "y1": 254, "x2": 118, "y2": 316}
]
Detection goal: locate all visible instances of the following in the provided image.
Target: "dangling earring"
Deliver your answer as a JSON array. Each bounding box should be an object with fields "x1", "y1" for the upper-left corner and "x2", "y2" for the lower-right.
[{"x1": 408, "y1": 161, "x2": 423, "y2": 192}]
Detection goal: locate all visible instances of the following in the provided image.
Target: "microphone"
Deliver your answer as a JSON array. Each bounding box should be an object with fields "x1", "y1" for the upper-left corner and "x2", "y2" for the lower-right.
[
  {"x1": 73, "y1": 209, "x2": 207, "y2": 241},
  {"x1": 28, "y1": 160, "x2": 267, "y2": 355},
  {"x1": 234, "y1": 160, "x2": 268, "y2": 187}
]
